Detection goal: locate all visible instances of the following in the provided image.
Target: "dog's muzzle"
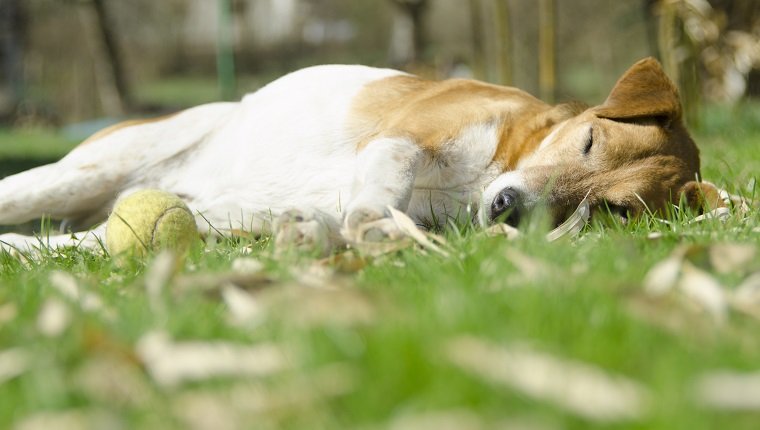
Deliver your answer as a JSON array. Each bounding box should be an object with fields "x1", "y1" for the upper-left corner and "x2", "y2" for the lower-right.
[{"x1": 490, "y1": 187, "x2": 522, "y2": 226}]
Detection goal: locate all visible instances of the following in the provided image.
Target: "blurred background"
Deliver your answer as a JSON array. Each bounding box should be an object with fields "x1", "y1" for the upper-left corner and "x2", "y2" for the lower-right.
[{"x1": 0, "y1": 0, "x2": 758, "y2": 157}]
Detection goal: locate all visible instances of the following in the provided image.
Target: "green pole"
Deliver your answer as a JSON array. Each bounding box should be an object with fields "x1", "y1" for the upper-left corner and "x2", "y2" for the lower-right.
[{"x1": 216, "y1": 0, "x2": 236, "y2": 101}]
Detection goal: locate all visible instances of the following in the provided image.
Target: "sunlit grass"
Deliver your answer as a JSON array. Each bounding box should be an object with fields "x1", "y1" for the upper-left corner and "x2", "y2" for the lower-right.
[{"x1": 0, "y1": 103, "x2": 758, "y2": 429}]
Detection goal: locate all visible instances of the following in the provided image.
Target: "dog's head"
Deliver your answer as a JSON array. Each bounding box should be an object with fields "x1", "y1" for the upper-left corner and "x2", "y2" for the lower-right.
[{"x1": 481, "y1": 57, "x2": 717, "y2": 227}]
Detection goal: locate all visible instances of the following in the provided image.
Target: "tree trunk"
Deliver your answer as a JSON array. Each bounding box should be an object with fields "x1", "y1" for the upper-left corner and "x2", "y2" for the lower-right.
[
  {"x1": 91, "y1": 0, "x2": 131, "y2": 111},
  {"x1": 388, "y1": 0, "x2": 428, "y2": 67},
  {"x1": 538, "y1": 0, "x2": 556, "y2": 103},
  {"x1": 468, "y1": 0, "x2": 486, "y2": 80},
  {"x1": 494, "y1": 0, "x2": 513, "y2": 86},
  {"x1": 0, "y1": 0, "x2": 25, "y2": 119}
]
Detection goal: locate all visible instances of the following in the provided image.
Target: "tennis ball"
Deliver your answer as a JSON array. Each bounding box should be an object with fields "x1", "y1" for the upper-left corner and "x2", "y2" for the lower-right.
[{"x1": 106, "y1": 189, "x2": 198, "y2": 257}]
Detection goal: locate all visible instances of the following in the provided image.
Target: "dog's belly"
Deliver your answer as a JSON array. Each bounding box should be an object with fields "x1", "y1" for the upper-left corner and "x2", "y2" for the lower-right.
[{"x1": 159, "y1": 65, "x2": 404, "y2": 230}]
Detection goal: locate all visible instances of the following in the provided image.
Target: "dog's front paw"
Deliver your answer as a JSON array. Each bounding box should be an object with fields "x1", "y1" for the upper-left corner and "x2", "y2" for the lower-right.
[
  {"x1": 273, "y1": 210, "x2": 333, "y2": 255},
  {"x1": 342, "y1": 208, "x2": 405, "y2": 243}
]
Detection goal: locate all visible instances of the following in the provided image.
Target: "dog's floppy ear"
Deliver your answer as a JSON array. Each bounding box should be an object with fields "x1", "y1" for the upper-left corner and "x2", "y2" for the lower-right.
[
  {"x1": 678, "y1": 180, "x2": 726, "y2": 212},
  {"x1": 595, "y1": 57, "x2": 682, "y2": 124}
]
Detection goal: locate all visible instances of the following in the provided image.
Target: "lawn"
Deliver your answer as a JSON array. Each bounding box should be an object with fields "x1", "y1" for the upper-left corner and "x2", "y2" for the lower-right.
[{"x1": 0, "y1": 103, "x2": 758, "y2": 430}]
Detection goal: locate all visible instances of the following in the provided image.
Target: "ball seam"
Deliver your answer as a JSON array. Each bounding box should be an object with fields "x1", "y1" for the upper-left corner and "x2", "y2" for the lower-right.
[{"x1": 149, "y1": 205, "x2": 194, "y2": 247}]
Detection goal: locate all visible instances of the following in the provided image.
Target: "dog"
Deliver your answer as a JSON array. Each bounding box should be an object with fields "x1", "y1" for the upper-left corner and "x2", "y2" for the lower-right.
[{"x1": 0, "y1": 57, "x2": 722, "y2": 253}]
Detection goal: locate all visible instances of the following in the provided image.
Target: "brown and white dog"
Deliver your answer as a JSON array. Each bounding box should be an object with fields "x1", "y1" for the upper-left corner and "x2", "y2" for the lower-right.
[{"x1": 0, "y1": 57, "x2": 721, "y2": 252}]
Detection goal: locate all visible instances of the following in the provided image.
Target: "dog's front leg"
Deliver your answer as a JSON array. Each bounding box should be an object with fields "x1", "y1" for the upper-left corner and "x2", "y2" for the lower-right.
[{"x1": 343, "y1": 137, "x2": 423, "y2": 242}]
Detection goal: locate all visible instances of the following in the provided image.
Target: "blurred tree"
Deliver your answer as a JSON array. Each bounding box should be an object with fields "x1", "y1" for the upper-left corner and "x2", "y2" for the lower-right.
[
  {"x1": 538, "y1": 0, "x2": 556, "y2": 102},
  {"x1": 648, "y1": 0, "x2": 760, "y2": 108},
  {"x1": 494, "y1": 0, "x2": 513, "y2": 86},
  {"x1": 387, "y1": 0, "x2": 428, "y2": 66},
  {"x1": 91, "y1": 0, "x2": 132, "y2": 112},
  {"x1": 0, "y1": 0, "x2": 25, "y2": 121},
  {"x1": 216, "y1": 0, "x2": 237, "y2": 101},
  {"x1": 468, "y1": 0, "x2": 486, "y2": 79}
]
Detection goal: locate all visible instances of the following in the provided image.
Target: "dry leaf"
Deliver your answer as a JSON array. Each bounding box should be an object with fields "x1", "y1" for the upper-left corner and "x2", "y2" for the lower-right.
[
  {"x1": 136, "y1": 331, "x2": 285, "y2": 387},
  {"x1": 689, "y1": 207, "x2": 730, "y2": 223},
  {"x1": 730, "y1": 272, "x2": 760, "y2": 319},
  {"x1": 75, "y1": 357, "x2": 153, "y2": 407},
  {"x1": 484, "y1": 223, "x2": 521, "y2": 240},
  {"x1": 546, "y1": 193, "x2": 590, "y2": 242},
  {"x1": 36, "y1": 299, "x2": 70, "y2": 337},
  {"x1": 708, "y1": 243, "x2": 756, "y2": 274},
  {"x1": 643, "y1": 254, "x2": 684, "y2": 296},
  {"x1": 678, "y1": 263, "x2": 728, "y2": 322},
  {"x1": 695, "y1": 370, "x2": 760, "y2": 410},
  {"x1": 48, "y1": 271, "x2": 112, "y2": 317},
  {"x1": 231, "y1": 257, "x2": 264, "y2": 276},
  {"x1": 144, "y1": 251, "x2": 177, "y2": 310},
  {"x1": 173, "y1": 392, "x2": 243, "y2": 430},
  {"x1": 349, "y1": 238, "x2": 414, "y2": 257},
  {"x1": 390, "y1": 410, "x2": 484, "y2": 430},
  {"x1": 0, "y1": 348, "x2": 28, "y2": 385},
  {"x1": 173, "y1": 270, "x2": 273, "y2": 296},
  {"x1": 505, "y1": 249, "x2": 552, "y2": 282},
  {"x1": 12, "y1": 410, "x2": 119, "y2": 430},
  {"x1": 222, "y1": 285, "x2": 264, "y2": 326},
  {"x1": 0, "y1": 303, "x2": 17, "y2": 326},
  {"x1": 446, "y1": 337, "x2": 649, "y2": 422},
  {"x1": 260, "y1": 285, "x2": 375, "y2": 327},
  {"x1": 387, "y1": 206, "x2": 451, "y2": 257}
]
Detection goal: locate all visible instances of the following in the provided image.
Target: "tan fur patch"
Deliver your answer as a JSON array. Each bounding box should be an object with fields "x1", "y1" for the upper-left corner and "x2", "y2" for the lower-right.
[
  {"x1": 349, "y1": 75, "x2": 564, "y2": 168},
  {"x1": 78, "y1": 112, "x2": 180, "y2": 147}
]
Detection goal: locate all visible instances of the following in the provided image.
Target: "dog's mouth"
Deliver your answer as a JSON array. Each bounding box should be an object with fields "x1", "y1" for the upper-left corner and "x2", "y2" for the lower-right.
[{"x1": 486, "y1": 187, "x2": 629, "y2": 229}]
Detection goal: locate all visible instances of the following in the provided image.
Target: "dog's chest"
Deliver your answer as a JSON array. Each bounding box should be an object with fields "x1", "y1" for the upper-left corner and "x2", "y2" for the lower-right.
[{"x1": 407, "y1": 122, "x2": 501, "y2": 223}]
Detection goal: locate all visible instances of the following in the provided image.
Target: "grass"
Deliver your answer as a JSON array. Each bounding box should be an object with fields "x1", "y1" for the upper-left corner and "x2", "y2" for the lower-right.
[{"x1": 0, "y1": 104, "x2": 759, "y2": 429}]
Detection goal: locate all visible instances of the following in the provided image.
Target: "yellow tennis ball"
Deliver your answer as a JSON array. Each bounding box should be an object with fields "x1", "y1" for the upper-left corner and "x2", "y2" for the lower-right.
[{"x1": 106, "y1": 189, "x2": 198, "y2": 257}]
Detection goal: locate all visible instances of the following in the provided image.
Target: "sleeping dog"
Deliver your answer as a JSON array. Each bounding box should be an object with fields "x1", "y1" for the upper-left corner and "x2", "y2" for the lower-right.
[{"x1": 0, "y1": 57, "x2": 721, "y2": 252}]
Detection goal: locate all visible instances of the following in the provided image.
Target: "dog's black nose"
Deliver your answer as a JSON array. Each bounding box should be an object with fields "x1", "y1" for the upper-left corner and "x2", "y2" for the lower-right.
[{"x1": 491, "y1": 187, "x2": 522, "y2": 226}]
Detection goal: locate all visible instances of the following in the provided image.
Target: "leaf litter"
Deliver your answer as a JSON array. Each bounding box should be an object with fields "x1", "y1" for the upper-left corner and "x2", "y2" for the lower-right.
[
  {"x1": 446, "y1": 337, "x2": 649, "y2": 422},
  {"x1": 640, "y1": 243, "x2": 760, "y2": 323}
]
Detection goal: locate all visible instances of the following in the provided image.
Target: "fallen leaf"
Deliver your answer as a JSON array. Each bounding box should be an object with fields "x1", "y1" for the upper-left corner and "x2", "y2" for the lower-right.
[
  {"x1": 484, "y1": 223, "x2": 521, "y2": 240},
  {"x1": 36, "y1": 299, "x2": 70, "y2": 337},
  {"x1": 0, "y1": 303, "x2": 17, "y2": 326},
  {"x1": 446, "y1": 337, "x2": 649, "y2": 422},
  {"x1": 709, "y1": 243, "x2": 757, "y2": 274},
  {"x1": 48, "y1": 271, "x2": 112, "y2": 318},
  {"x1": 75, "y1": 356, "x2": 153, "y2": 407},
  {"x1": 0, "y1": 348, "x2": 28, "y2": 385},
  {"x1": 678, "y1": 263, "x2": 728, "y2": 322},
  {"x1": 136, "y1": 331, "x2": 285, "y2": 387},
  {"x1": 348, "y1": 238, "x2": 414, "y2": 258},
  {"x1": 689, "y1": 207, "x2": 730, "y2": 223},
  {"x1": 730, "y1": 272, "x2": 760, "y2": 319},
  {"x1": 12, "y1": 409, "x2": 119, "y2": 430},
  {"x1": 144, "y1": 251, "x2": 178, "y2": 311},
  {"x1": 173, "y1": 270, "x2": 274, "y2": 297},
  {"x1": 388, "y1": 206, "x2": 451, "y2": 257},
  {"x1": 390, "y1": 410, "x2": 484, "y2": 430},
  {"x1": 222, "y1": 285, "x2": 264, "y2": 326},
  {"x1": 260, "y1": 285, "x2": 375, "y2": 327},
  {"x1": 643, "y1": 254, "x2": 684, "y2": 296},
  {"x1": 505, "y1": 249, "x2": 552, "y2": 282},
  {"x1": 546, "y1": 193, "x2": 590, "y2": 242},
  {"x1": 231, "y1": 257, "x2": 264, "y2": 276},
  {"x1": 695, "y1": 370, "x2": 760, "y2": 410}
]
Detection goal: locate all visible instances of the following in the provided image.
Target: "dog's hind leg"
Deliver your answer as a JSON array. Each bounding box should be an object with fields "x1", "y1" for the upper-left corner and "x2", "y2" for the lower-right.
[
  {"x1": 0, "y1": 158, "x2": 125, "y2": 228},
  {"x1": 0, "y1": 102, "x2": 239, "y2": 230}
]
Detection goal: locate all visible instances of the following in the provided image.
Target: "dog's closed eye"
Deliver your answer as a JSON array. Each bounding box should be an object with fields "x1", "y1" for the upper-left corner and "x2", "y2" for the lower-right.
[{"x1": 583, "y1": 127, "x2": 594, "y2": 155}]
